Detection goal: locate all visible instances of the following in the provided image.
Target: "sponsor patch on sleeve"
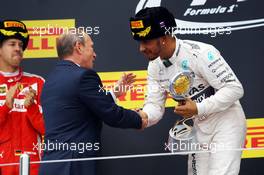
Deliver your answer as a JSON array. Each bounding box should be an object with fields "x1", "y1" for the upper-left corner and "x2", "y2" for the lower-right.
[{"x1": 0, "y1": 84, "x2": 7, "y2": 95}]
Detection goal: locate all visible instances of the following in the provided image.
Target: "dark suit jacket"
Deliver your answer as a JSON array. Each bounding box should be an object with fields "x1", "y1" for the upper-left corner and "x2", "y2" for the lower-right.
[{"x1": 39, "y1": 60, "x2": 142, "y2": 175}]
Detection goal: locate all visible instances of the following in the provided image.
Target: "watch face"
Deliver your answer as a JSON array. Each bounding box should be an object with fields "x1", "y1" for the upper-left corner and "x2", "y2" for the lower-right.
[{"x1": 169, "y1": 71, "x2": 193, "y2": 101}]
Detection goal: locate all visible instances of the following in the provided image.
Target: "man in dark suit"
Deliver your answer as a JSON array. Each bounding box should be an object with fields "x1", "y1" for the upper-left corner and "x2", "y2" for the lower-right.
[{"x1": 39, "y1": 31, "x2": 148, "y2": 175}]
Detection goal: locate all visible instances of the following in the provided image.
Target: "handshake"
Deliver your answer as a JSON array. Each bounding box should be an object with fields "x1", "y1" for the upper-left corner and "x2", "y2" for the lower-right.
[{"x1": 112, "y1": 72, "x2": 198, "y2": 130}]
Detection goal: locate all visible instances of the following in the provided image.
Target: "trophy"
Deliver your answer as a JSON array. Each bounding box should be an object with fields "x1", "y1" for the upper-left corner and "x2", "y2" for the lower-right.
[
  {"x1": 167, "y1": 71, "x2": 197, "y2": 154},
  {"x1": 167, "y1": 117, "x2": 197, "y2": 154},
  {"x1": 169, "y1": 71, "x2": 193, "y2": 102}
]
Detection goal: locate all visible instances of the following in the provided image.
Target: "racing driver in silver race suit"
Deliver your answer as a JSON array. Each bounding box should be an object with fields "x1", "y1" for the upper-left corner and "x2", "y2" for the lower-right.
[{"x1": 129, "y1": 6, "x2": 246, "y2": 175}]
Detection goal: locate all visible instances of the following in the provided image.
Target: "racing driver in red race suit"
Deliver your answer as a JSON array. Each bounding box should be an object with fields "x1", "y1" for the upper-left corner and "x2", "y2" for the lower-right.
[{"x1": 0, "y1": 19, "x2": 45, "y2": 175}]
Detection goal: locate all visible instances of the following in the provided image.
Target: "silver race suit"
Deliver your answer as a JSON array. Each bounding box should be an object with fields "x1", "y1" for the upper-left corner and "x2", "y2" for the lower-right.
[{"x1": 143, "y1": 37, "x2": 246, "y2": 175}]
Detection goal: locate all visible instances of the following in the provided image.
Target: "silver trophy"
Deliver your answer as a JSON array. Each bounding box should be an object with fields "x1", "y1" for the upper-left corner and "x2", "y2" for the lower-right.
[
  {"x1": 167, "y1": 71, "x2": 197, "y2": 154},
  {"x1": 167, "y1": 118, "x2": 197, "y2": 154}
]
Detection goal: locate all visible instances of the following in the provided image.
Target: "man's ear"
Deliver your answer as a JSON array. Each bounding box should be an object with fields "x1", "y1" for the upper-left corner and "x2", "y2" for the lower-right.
[
  {"x1": 159, "y1": 36, "x2": 166, "y2": 46},
  {"x1": 75, "y1": 41, "x2": 83, "y2": 54}
]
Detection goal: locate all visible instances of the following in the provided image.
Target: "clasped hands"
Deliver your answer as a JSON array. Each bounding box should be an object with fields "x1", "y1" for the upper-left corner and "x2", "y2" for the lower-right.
[{"x1": 5, "y1": 83, "x2": 37, "y2": 109}]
